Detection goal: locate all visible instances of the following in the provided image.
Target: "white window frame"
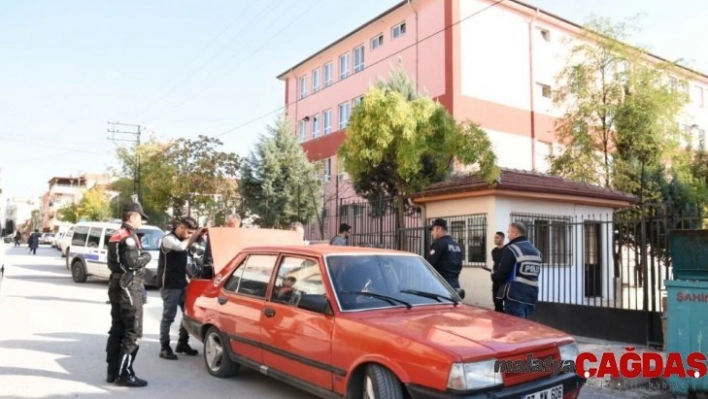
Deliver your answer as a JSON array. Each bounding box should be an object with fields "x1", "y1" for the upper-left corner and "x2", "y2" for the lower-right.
[
  {"x1": 323, "y1": 109, "x2": 332, "y2": 134},
  {"x1": 299, "y1": 76, "x2": 307, "y2": 99},
  {"x1": 537, "y1": 83, "x2": 551, "y2": 98},
  {"x1": 298, "y1": 120, "x2": 306, "y2": 142},
  {"x1": 353, "y1": 95, "x2": 364, "y2": 107},
  {"x1": 312, "y1": 113, "x2": 320, "y2": 138},
  {"x1": 312, "y1": 69, "x2": 320, "y2": 93},
  {"x1": 338, "y1": 102, "x2": 350, "y2": 130},
  {"x1": 321, "y1": 158, "x2": 331, "y2": 182},
  {"x1": 338, "y1": 156, "x2": 349, "y2": 181},
  {"x1": 353, "y1": 45, "x2": 365, "y2": 73},
  {"x1": 323, "y1": 62, "x2": 332, "y2": 87},
  {"x1": 339, "y1": 53, "x2": 350, "y2": 80},
  {"x1": 392, "y1": 21, "x2": 406, "y2": 39},
  {"x1": 510, "y1": 212, "x2": 572, "y2": 267},
  {"x1": 371, "y1": 34, "x2": 383, "y2": 50}
]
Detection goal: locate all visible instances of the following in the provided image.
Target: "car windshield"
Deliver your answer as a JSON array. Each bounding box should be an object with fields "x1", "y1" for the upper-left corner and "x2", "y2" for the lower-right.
[
  {"x1": 326, "y1": 254, "x2": 457, "y2": 311},
  {"x1": 138, "y1": 229, "x2": 164, "y2": 251}
]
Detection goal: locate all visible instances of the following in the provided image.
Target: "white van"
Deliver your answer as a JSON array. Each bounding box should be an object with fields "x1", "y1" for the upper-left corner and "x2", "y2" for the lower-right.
[{"x1": 65, "y1": 221, "x2": 165, "y2": 287}]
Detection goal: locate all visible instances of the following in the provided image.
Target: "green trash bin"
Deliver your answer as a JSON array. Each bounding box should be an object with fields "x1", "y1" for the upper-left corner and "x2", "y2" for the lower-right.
[
  {"x1": 669, "y1": 230, "x2": 708, "y2": 281},
  {"x1": 664, "y1": 279, "x2": 708, "y2": 396}
]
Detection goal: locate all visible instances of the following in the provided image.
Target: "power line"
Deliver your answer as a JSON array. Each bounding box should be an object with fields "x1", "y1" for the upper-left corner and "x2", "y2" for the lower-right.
[
  {"x1": 146, "y1": 0, "x2": 320, "y2": 124},
  {"x1": 107, "y1": 122, "x2": 142, "y2": 203},
  {"x1": 134, "y1": 0, "x2": 285, "y2": 119},
  {"x1": 214, "y1": 0, "x2": 507, "y2": 138},
  {"x1": 0, "y1": 137, "x2": 107, "y2": 156}
]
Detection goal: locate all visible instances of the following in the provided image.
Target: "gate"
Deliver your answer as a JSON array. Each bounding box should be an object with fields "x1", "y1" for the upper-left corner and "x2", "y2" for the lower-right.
[{"x1": 519, "y1": 206, "x2": 705, "y2": 348}]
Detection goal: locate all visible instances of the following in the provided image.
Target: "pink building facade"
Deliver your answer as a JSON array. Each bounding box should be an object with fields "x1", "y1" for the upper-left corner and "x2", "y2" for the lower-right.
[{"x1": 278, "y1": 0, "x2": 708, "y2": 239}]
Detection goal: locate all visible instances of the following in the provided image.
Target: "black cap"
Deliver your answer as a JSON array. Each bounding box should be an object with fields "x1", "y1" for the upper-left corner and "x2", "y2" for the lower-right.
[
  {"x1": 429, "y1": 218, "x2": 447, "y2": 231},
  {"x1": 124, "y1": 202, "x2": 149, "y2": 221},
  {"x1": 339, "y1": 223, "x2": 351, "y2": 233}
]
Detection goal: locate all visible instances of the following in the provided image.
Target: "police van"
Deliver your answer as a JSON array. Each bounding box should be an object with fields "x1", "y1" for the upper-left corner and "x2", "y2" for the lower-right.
[{"x1": 65, "y1": 221, "x2": 165, "y2": 287}]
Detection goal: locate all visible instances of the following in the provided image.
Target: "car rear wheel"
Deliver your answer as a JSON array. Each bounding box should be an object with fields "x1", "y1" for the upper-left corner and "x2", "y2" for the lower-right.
[
  {"x1": 364, "y1": 364, "x2": 404, "y2": 399},
  {"x1": 204, "y1": 327, "x2": 239, "y2": 378},
  {"x1": 71, "y1": 260, "x2": 87, "y2": 283}
]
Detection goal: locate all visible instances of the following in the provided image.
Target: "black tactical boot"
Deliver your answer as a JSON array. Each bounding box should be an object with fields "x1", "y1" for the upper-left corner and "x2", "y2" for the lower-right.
[
  {"x1": 114, "y1": 353, "x2": 147, "y2": 387},
  {"x1": 175, "y1": 341, "x2": 198, "y2": 356},
  {"x1": 159, "y1": 345, "x2": 178, "y2": 360}
]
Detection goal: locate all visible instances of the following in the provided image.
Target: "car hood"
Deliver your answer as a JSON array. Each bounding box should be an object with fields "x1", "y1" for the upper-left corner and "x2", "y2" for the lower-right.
[{"x1": 351, "y1": 305, "x2": 572, "y2": 361}]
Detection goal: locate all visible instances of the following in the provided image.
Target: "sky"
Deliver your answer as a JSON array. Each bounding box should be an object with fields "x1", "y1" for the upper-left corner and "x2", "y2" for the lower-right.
[{"x1": 1, "y1": 0, "x2": 706, "y2": 200}]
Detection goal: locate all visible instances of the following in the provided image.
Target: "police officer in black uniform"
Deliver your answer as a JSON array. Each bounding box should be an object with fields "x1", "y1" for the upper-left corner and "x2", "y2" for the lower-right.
[
  {"x1": 426, "y1": 218, "x2": 463, "y2": 290},
  {"x1": 105, "y1": 202, "x2": 152, "y2": 387}
]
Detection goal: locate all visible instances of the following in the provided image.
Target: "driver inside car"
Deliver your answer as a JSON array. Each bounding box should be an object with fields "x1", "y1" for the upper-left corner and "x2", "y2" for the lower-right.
[{"x1": 274, "y1": 276, "x2": 297, "y2": 303}]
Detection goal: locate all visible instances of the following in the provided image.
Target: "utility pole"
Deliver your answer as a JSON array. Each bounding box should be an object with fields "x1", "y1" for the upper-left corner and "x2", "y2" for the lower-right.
[{"x1": 107, "y1": 122, "x2": 142, "y2": 202}]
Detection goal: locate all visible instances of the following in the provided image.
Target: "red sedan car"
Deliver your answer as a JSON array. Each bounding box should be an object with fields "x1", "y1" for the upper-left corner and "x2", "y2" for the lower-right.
[{"x1": 184, "y1": 235, "x2": 585, "y2": 399}]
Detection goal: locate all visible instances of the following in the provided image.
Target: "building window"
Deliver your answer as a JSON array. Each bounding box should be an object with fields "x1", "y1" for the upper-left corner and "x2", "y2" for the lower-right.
[
  {"x1": 353, "y1": 45, "x2": 365, "y2": 73},
  {"x1": 427, "y1": 214, "x2": 487, "y2": 267},
  {"x1": 323, "y1": 109, "x2": 332, "y2": 134},
  {"x1": 299, "y1": 76, "x2": 307, "y2": 99},
  {"x1": 312, "y1": 113, "x2": 320, "y2": 138},
  {"x1": 338, "y1": 102, "x2": 350, "y2": 129},
  {"x1": 312, "y1": 69, "x2": 320, "y2": 93},
  {"x1": 537, "y1": 83, "x2": 551, "y2": 98},
  {"x1": 371, "y1": 34, "x2": 383, "y2": 50},
  {"x1": 298, "y1": 120, "x2": 306, "y2": 142},
  {"x1": 321, "y1": 158, "x2": 331, "y2": 182},
  {"x1": 510, "y1": 213, "x2": 571, "y2": 266},
  {"x1": 353, "y1": 95, "x2": 364, "y2": 107},
  {"x1": 693, "y1": 86, "x2": 704, "y2": 107},
  {"x1": 538, "y1": 28, "x2": 551, "y2": 42},
  {"x1": 339, "y1": 53, "x2": 350, "y2": 80},
  {"x1": 338, "y1": 156, "x2": 349, "y2": 181},
  {"x1": 323, "y1": 62, "x2": 333, "y2": 87},
  {"x1": 392, "y1": 21, "x2": 406, "y2": 39}
]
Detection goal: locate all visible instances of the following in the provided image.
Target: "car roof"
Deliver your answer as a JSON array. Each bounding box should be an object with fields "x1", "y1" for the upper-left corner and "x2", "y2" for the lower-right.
[
  {"x1": 74, "y1": 221, "x2": 162, "y2": 231},
  {"x1": 240, "y1": 245, "x2": 418, "y2": 258}
]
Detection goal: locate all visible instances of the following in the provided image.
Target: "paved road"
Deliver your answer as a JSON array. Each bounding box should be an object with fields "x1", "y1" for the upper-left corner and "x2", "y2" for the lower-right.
[{"x1": 0, "y1": 243, "x2": 664, "y2": 399}]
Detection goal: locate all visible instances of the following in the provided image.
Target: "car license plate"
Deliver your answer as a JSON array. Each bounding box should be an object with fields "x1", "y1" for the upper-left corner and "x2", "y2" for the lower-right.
[{"x1": 524, "y1": 384, "x2": 563, "y2": 399}]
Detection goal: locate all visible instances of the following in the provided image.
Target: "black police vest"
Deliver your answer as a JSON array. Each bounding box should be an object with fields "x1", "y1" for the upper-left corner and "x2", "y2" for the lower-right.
[
  {"x1": 157, "y1": 232, "x2": 189, "y2": 289},
  {"x1": 505, "y1": 240, "x2": 542, "y2": 287}
]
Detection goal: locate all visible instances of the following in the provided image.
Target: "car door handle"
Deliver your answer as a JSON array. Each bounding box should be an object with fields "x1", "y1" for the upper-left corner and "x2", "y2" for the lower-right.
[
  {"x1": 217, "y1": 296, "x2": 227, "y2": 305},
  {"x1": 263, "y1": 308, "x2": 276, "y2": 318}
]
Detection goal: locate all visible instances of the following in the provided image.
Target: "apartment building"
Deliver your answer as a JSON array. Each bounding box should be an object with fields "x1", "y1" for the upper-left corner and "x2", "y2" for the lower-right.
[
  {"x1": 5, "y1": 196, "x2": 41, "y2": 230},
  {"x1": 41, "y1": 173, "x2": 117, "y2": 230},
  {"x1": 278, "y1": 0, "x2": 708, "y2": 193}
]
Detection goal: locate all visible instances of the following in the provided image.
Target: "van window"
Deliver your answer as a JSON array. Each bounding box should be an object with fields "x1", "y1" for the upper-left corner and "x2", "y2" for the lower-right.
[
  {"x1": 87, "y1": 227, "x2": 102, "y2": 248},
  {"x1": 72, "y1": 226, "x2": 89, "y2": 247},
  {"x1": 138, "y1": 229, "x2": 165, "y2": 251},
  {"x1": 104, "y1": 228, "x2": 116, "y2": 250}
]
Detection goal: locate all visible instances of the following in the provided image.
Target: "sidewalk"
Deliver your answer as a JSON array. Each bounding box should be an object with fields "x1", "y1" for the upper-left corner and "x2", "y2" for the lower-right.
[{"x1": 575, "y1": 335, "x2": 674, "y2": 398}]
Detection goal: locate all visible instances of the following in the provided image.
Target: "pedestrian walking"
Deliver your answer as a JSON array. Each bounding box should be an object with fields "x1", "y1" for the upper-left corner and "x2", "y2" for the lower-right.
[
  {"x1": 105, "y1": 202, "x2": 152, "y2": 387},
  {"x1": 28, "y1": 229, "x2": 39, "y2": 255},
  {"x1": 492, "y1": 222, "x2": 542, "y2": 319},
  {"x1": 425, "y1": 218, "x2": 463, "y2": 290},
  {"x1": 157, "y1": 216, "x2": 204, "y2": 360},
  {"x1": 491, "y1": 231, "x2": 506, "y2": 313}
]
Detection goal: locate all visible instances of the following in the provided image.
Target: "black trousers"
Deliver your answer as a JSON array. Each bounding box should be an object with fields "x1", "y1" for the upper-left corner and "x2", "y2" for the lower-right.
[
  {"x1": 106, "y1": 277, "x2": 144, "y2": 376},
  {"x1": 492, "y1": 282, "x2": 504, "y2": 313}
]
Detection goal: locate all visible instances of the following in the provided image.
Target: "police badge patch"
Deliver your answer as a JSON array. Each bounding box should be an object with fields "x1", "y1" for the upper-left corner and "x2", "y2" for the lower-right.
[{"x1": 125, "y1": 237, "x2": 136, "y2": 247}]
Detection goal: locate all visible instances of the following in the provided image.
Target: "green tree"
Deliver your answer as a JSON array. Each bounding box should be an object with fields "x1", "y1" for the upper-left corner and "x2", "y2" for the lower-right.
[
  {"x1": 57, "y1": 187, "x2": 111, "y2": 223},
  {"x1": 339, "y1": 67, "x2": 499, "y2": 248},
  {"x1": 239, "y1": 116, "x2": 322, "y2": 229},
  {"x1": 548, "y1": 15, "x2": 687, "y2": 188}
]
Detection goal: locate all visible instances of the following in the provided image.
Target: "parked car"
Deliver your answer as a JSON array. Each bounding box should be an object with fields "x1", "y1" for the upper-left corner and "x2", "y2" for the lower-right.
[
  {"x1": 60, "y1": 225, "x2": 75, "y2": 257},
  {"x1": 65, "y1": 221, "x2": 165, "y2": 287},
  {"x1": 183, "y1": 229, "x2": 585, "y2": 399},
  {"x1": 39, "y1": 233, "x2": 55, "y2": 245}
]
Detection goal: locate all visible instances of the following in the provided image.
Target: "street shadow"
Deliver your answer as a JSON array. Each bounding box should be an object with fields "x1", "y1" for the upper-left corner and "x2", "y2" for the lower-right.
[
  {"x1": 10, "y1": 264, "x2": 67, "y2": 275},
  {"x1": 0, "y1": 332, "x2": 316, "y2": 398},
  {"x1": 8, "y1": 295, "x2": 108, "y2": 305}
]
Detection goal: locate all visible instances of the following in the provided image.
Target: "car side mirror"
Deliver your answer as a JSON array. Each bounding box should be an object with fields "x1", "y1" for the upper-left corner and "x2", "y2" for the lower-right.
[
  {"x1": 456, "y1": 288, "x2": 466, "y2": 300},
  {"x1": 298, "y1": 294, "x2": 332, "y2": 314}
]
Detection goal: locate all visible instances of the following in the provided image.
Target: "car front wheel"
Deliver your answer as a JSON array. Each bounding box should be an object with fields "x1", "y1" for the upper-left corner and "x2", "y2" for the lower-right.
[
  {"x1": 204, "y1": 327, "x2": 239, "y2": 378},
  {"x1": 364, "y1": 364, "x2": 404, "y2": 399},
  {"x1": 71, "y1": 260, "x2": 87, "y2": 283}
]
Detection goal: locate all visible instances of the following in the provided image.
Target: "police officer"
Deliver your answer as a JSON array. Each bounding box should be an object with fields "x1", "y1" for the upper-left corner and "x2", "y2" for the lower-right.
[
  {"x1": 105, "y1": 202, "x2": 152, "y2": 387},
  {"x1": 426, "y1": 218, "x2": 463, "y2": 289},
  {"x1": 492, "y1": 221, "x2": 542, "y2": 319}
]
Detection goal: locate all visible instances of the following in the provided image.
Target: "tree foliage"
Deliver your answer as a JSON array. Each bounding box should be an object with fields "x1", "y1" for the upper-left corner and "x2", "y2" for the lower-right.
[
  {"x1": 549, "y1": 15, "x2": 688, "y2": 188},
  {"x1": 339, "y1": 67, "x2": 499, "y2": 247},
  {"x1": 114, "y1": 135, "x2": 240, "y2": 225},
  {"x1": 57, "y1": 187, "x2": 112, "y2": 223},
  {"x1": 238, "y1": 116, "x2": 322, "y2": 229}
]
